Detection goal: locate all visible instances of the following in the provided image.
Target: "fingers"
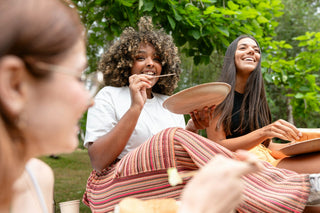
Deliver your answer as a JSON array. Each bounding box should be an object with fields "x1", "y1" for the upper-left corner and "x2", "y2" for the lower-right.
[
  {"x1": 234, "y1": 150, "x2": 263, "y2": 174},
  {"x1": 128, "y1": 74, "x2": 152, "y2": 107},
  {"x1": 129, "y1": 74, "x2": 152, "y2": 90},
  {"x1": 209, "y1": 154, "x2": 261, "y2": 178},
  {"x1": 179, "y1": 154, "x2": 259, "y2": 213},
  {"x1": 190, "y1": 112, "x2": 205, "y2": 129},
  {"x1": 278, "y1": 119, "x2": 302, "y2": 140},
  {"x1": 268, "y1": 119, "x2": 302, "y2": 141},
  {"x1": 189, "y1": 105, "x2": 215, "y2": 130}
]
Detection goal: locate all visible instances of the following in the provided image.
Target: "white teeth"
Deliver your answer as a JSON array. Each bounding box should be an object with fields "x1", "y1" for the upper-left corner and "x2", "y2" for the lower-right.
[
  {"x1": 244, "y1": 58, "x2": 253, "y2": 61},
  {"x1": 146, "y1": 72, "x2": 155, "y2": 75}
]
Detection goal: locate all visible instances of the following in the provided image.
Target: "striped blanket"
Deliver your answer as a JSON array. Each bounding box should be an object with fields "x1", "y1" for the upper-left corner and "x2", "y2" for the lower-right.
[{"x1": 83, "y1": 128, "x2": 310, "y2": 213}]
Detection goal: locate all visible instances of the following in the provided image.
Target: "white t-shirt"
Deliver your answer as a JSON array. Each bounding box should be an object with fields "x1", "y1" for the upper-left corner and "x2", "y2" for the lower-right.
[{"x1": 84, "y1": 86, "x2": 186, "y2": 159}]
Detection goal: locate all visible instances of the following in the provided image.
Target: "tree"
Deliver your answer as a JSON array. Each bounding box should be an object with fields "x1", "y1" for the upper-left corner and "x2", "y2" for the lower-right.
[
  {"x1": 275, "y1": 0, "x2": 320, "y2": 57},
  {"x1": 72, "y1": 0, "x2": 319, "y2": 143},
  {"x1": 263, "y1": 32, "x2": 320, "y2": 127},
  {"x1": 263, "y1": 0, "x2": 320, "y2": 127},
  {"x1": 73, "y1": 0, "x2": 283, "y2": 68}
]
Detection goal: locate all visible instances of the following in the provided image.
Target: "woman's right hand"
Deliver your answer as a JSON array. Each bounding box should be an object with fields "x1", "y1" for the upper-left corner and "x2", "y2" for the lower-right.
[
  {"x1": 128, "y1": 74, "x2": 152, "y2": 110},
  {"x1": 189, "y1": 105, "x2": 216, "y2": 130},
  {"x1": 261, "y1": 119, "x2": 302, "y2": 142},
  {"x1": 179, "y1": 151, "x2": 261, "y2": 213}
]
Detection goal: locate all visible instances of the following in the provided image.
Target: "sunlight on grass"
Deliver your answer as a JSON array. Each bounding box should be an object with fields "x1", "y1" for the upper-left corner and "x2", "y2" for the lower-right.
[{"x1": 40, "y1": 149, "x2": 92, "y2": 213}]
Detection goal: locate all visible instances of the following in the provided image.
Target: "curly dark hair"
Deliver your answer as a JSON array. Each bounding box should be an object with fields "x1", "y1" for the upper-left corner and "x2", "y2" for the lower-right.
[{"x1": 98, "y1": 16, "x2": 181, "y2": 96}]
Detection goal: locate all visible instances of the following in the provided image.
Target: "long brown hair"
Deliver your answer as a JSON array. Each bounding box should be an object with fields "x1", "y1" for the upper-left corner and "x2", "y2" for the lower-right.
[
  {"x1": 0, "y1": 0, "x2": 83, "y2": 207},
  {"x1": 215, "y1": 35, "x2": 271, "y2": 138}
]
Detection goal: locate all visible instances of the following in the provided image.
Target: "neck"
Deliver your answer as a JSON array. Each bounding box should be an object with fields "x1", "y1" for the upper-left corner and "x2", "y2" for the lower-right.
[
  {"x1": 147, "y1": 89, "x2": 153, "y2": 99},
  {"x1": 235, "y1": 73, "x2": 249, "y2": 94}
]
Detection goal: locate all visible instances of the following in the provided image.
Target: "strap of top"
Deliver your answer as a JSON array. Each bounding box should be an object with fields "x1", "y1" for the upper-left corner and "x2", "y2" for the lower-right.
[{"x1": 25, "y1": 164, "x2": 49, "y2": 213}]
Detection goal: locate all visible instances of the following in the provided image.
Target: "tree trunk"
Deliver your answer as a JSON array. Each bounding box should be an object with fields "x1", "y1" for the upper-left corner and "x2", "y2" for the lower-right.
[{"x1": 287, "y1": 97, "x2": 294, "y2": 125}]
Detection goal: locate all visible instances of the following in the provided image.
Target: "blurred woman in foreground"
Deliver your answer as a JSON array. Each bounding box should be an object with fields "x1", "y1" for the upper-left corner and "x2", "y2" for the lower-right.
[{"x1": 0, "y1": 0, "x2": 92, "y2": 211}]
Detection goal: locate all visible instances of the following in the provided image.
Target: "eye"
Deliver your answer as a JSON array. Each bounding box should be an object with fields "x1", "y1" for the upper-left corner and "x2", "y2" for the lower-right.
[
  {"x1": 135, "y1": 55, "x2": 145, "y2": 61},
  {"x1": 153, "y1": 57, "x2": 161, "y2": 62},
  {"x1": 254, "y1": 49, "x2": 260, "y2": 54}
]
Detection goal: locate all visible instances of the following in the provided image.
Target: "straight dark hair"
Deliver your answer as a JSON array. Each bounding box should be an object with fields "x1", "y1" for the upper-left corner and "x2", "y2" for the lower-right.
[{"x1": 215, "y1": 35, "x2": 271, "y2": 140}]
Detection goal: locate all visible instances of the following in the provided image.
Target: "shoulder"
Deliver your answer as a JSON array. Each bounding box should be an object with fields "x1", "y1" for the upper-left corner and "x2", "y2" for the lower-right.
[
  {"x1": 11, "y1": 158, "x2": 54, "y2": 213},
  {"x1": 26, "y1": 158, "x2": 54, "y2": 187},
  {"x1": 99, "y1": 86, "x2": 129, "y2": 93},
  {"x1": 97, "y1": 86, "x2": 129, "y2": 98},
  {"x1": 26, "y1": 158, "x2": 53, "y2": 174}
]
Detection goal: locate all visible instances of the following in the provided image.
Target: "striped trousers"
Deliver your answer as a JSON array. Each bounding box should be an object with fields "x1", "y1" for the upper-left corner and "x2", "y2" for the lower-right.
[{"x1": 83, "y1": 128, "x2": 310, "y2": 212}]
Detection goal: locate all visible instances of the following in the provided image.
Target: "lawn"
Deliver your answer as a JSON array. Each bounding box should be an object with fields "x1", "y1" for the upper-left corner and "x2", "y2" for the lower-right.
[{"x1": 40, "y1": 149, "x2": 92, "y2": 213}]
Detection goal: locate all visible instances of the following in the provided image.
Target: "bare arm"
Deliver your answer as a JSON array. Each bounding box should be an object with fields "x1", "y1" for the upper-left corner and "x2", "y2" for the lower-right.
[
  {"x1": 88, "y1": 74, "x2": 152, "y2": 171},
  {"x1": 207, "y1": 118, "x2": 302, "y2": 152},
  {"x1": 190, "y1": 107, "x2": 302, "y2": 152},
  {"x1": 88, "y1": 106, "x2": 142, "y2": 171}
]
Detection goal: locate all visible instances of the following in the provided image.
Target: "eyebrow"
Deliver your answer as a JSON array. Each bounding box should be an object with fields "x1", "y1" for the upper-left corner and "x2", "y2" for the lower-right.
[
  {"x1": 238, "y1": 43, "x2": 259, "y2": 48},
  {"x1": 135, "y1": 51, "x2": 160, "y2": 57}
]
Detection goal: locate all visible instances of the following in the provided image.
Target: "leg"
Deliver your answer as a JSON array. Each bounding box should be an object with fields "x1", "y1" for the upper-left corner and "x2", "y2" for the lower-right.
[
  {"x1": 173, "y1": 129, "x2": 311, "y2": 212},
  {"x1": 277, "y1": 152, "x2": 320, "y2": 174},
  {"x1": 162, "y1": 129, "x2": 311, "y2": 212},
  {"x1": 84, "y1": 128, "x2": 311, "y2": 213}
]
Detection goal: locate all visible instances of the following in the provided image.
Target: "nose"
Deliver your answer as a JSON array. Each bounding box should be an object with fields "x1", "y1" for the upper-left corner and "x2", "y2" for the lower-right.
[
  {"x1": 247, "y1": 47, "x2": 254, "y2": 54},
  {"x1": 145, "y1": 57, "x2": 154, "y2": 67}
]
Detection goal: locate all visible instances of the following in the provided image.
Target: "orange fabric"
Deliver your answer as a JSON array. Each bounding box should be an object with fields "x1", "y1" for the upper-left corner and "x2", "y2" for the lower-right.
[{"x1": 249, "y1": 144, "x2": 281, "y2": 167}]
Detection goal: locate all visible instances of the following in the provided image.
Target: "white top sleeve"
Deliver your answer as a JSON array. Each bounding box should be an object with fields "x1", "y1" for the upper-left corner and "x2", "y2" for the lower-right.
[{"x1": 84, "y1": 86, "x2": 185, "y2": 159}]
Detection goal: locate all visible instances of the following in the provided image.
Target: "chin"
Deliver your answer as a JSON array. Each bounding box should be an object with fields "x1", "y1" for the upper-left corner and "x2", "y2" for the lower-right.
[
  {"x1": 65, "y1": 139, "x2": 79, "y2": 153},
  {"x1": 54, "y1": 138, "x2": 79, "y2": 154}
]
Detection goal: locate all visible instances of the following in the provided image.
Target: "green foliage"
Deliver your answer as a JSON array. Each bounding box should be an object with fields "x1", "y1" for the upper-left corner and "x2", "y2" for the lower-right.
[
  {"x1": 73, "y1": 0, "x2": 283, "y2": 69},
  {"x1": 262, "y1": 32, "x2": 320, "y2": 126},
  {"x1": 274, "y1": 0, "x2": 320, "y2": 57},
  {"x1": 70, "y1": 0, "x2": 319, "y2": 129}
]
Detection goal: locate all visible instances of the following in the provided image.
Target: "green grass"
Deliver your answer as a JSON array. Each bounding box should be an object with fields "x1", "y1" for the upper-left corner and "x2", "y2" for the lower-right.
[{"x1": 40, "y1": 149, "x2": 92, "y2": 213}]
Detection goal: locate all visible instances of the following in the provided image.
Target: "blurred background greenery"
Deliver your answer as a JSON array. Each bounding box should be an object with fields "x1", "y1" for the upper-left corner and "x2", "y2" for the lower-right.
[
  {"x1": 74, "y1": 0, "x2": 320, "y2": 142},
  {"x1": 40, "y1": 150, "x2": 92, "y2": 213}
]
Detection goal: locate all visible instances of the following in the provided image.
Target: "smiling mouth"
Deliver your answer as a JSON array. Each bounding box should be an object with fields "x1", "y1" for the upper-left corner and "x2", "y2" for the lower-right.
[
  {"x1": 143, "y1": 71, "x2": 156, "y2": 76},
  {"x1": 242, "y1": 57, "x2": 255, "y2": 62}
]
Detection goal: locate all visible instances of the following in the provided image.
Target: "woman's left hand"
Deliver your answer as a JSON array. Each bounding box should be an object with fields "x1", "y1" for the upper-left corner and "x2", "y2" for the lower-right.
[{"x1": 189, "y1": 105, "x2": 216, "y2": 130}]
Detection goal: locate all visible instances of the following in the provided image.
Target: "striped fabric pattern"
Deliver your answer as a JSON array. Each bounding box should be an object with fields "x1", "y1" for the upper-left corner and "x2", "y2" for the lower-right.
[{"x1": 83, "y1": 128, "x2": 311, "y2": 213}]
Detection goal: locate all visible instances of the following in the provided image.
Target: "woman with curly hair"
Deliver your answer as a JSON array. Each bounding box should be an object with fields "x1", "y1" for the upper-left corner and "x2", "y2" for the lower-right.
[{"x1": 83, "y1": 16, "x2": 198, "y2": 171}]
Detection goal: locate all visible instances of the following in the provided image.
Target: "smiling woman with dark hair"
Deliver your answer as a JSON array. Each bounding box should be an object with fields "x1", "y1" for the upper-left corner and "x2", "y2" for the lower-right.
[{"x1": 191, "y1": 35, "x2": 320, "y2": 173}]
